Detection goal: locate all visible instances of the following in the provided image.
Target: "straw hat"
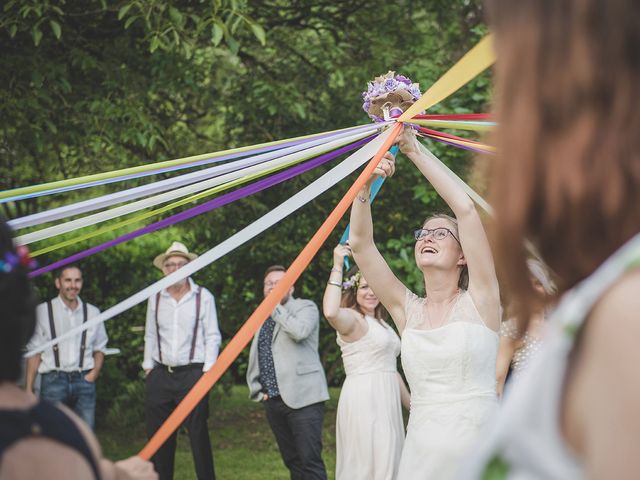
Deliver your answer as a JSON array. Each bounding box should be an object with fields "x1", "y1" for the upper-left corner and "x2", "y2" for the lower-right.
[{"x1": 153, "y1": 241, "x2": 198, "y2": 270}]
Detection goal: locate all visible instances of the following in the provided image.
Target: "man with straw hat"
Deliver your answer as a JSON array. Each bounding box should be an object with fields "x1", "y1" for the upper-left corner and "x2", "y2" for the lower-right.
[{"x1": 143, "y1": 241, "x2": 222, "y2": 480}]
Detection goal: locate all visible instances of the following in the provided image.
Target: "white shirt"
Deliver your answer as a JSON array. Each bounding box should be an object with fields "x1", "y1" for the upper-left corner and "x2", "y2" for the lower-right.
[
  {"x1": 27, "y1": 296, "x2": 108, "y2": 372},
  {"x1": 142, "y1": 279, "x2": 221, "y2": 372}
]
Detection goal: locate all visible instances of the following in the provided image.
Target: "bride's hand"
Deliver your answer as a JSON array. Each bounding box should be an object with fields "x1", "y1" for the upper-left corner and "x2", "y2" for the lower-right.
[{"x1": 397, "y1": 125, "x2": 420, "y2": 156}]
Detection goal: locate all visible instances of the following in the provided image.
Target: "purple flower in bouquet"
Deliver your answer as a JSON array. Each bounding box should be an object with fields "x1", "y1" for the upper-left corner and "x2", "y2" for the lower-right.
[
  {"x1": 395, "y1": 75, "x2": 412, "y2": 86},
  {"x1": 371, "y1": 85, "x2": 384, "y2": 97},
  {"x1": 384, "y1": 78, "x2": 398, "y2": 91},
  {"x1": 361, "y1": 70, "x2": 423, "y2": 120}
]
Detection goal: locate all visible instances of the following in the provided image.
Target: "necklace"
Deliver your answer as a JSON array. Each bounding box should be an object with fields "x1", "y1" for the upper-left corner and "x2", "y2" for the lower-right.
[{"x1": 426, "y1": 290, "x2": 461, "y2": 329}]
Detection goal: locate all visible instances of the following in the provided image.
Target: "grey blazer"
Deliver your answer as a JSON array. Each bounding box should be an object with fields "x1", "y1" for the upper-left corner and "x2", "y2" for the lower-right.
[{"x1": 247, "y1": 296, "x2": 329, "y2": 409}]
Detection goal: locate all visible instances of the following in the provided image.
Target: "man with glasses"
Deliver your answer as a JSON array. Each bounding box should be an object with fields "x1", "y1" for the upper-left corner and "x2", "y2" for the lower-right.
[
  {"x1": 247, "y1": 265, "x2": 329, "y2": 479},
  {"x1": 143, "y1": 241, "x2": 221, "y2": 480}
]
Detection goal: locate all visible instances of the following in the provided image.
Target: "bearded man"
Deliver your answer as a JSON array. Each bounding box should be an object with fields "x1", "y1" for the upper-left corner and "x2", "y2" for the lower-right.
[{"x1": 25, "y1": 264, "x2": 107, "y2": 430}]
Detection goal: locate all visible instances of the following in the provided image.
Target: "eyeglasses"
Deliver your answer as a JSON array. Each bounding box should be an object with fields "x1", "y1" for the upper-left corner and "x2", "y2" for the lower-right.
[
  {"x1": 413, "y1": 227, "x2": 460, "y2": 244},
  {"x1": 163, "y1": 261, "x2": 188, "y2": 269}
]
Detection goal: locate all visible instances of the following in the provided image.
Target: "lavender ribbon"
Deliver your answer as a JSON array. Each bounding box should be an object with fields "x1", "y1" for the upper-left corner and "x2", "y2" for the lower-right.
[
  {"x1": 30, "y1": 135, "x2": 375, "y2": 278},
  {"x1": 421, "y1": 134, "x2": 492, "y2": 154},
  {"x1": 5, "y1": 124, "x2": 378, "y2": 204},
  {"x1": 11, "y1": 124, "x2": 381, "y2": 230}
]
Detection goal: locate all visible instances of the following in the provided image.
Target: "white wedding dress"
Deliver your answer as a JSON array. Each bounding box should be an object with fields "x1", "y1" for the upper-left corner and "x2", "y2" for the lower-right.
[
  {"x1": 396, "y1": 289, "x2": 499, "y2": 480},
  {"x1": 336, "y1": 315, "x2": 404, "y2": 480}
]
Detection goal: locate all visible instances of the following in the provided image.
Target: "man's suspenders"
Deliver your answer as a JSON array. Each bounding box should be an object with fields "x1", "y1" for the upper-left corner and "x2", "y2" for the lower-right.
[
  {"x1": 46, "y1": 301, "x2": 60, "y2": 368},
  {"x1": 154, "y1": 293, "x2": 163, "y2": 363},
  {"x1": 78, "y1": 302, "x2": 88, "y2": 369},
  {"x1": 189, "y1": 288, "x2": 202, "y2": 362},
  {"x1": 47, "y1": 300, "x2": 88, "y2": 370},
  {"x1": 154, "y1": 288, "x2": 202, "y2": 364}
]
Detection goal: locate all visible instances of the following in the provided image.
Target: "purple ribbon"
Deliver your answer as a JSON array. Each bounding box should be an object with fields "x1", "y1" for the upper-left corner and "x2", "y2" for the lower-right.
[
  {"x1": 5, "y1": 124, "x2": 377, "y2": 203},
  {"x1": 30, "y1": 135, "x2": 376, "y2": 278},
  {"x1": 421, "y1": 134, "x2": 493, "y2": 155},
  {"x1": 11, "y1": 124, "x2": 380, "y2": 230}
]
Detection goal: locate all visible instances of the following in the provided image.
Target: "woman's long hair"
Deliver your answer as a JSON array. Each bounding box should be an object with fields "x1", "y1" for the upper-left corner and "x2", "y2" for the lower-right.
[
  {"x1": 340, "y1": 266, "x2": 388, "y2": 322},
  {"x1": 0, "y1": 218, "x2": 38, "y2": 382},
  {"x1": 485, "y1": 0, "x2": 640, "y2": 320}
]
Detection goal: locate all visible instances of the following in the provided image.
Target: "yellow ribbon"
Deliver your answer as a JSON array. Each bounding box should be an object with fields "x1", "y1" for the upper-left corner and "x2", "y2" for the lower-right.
[
  {"x1": 398, "y1": 34, "x2": 495, "y2": 121},
  {"x1": 426, "y1": 136, "x2": 495, "y2": 153},
  {"x1": 0, "y1": 125, "x2": 367, "y2": 201},
  {"x1": 410, "y1": 119, "x2": 494, "y2": 133}
]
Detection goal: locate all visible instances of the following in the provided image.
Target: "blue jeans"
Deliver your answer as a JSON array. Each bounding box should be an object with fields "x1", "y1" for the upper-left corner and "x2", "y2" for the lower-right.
[{"x1": 40, "y1": 370, "x2": 96, "y2": 429}]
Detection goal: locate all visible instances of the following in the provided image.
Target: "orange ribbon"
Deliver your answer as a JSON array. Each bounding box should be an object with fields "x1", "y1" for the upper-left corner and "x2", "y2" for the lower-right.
[{"x1": 138, "y1": 122, "x2": 402, "y2": 460}]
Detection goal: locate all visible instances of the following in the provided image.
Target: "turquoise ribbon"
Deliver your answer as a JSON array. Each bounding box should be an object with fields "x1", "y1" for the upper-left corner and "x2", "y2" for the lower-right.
[{"x1": 339, "y1": 145, "x2": 399, "y2": 269}]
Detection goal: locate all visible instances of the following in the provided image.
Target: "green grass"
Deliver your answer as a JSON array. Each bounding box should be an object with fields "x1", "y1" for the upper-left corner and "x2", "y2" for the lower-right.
[{"x1": 98, "y1": 385, "x2": 339, "y2": 479}]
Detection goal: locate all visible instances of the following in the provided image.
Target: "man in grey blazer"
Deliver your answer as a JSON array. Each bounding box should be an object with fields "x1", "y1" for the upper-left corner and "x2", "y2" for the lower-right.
[{"x1": 247, "y1": 265, "x2": 329, "y2": 480}]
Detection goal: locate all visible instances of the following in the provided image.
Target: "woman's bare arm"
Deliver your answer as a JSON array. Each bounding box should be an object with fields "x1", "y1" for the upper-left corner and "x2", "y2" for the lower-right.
[
  {"x1": 563, "y1": 271, "x2": 640, "y2": 478},
  {"x1": 56, "y1": 404, "x2": 157, "y2": 480},
  {"x1": 349, "y1": 152, "x2": 408, "y2": 332},
  {"x1": 397, "y1": 372, "x2": 411, "y2": 411},
  {"x1": 398, "y1": 127, "x2": 500, "y2": 330},
  {"x1": 496, "y1": 336, "x2": 517, "y2": 397},
  {"x1": 322, "y1": 244, "x2": 367, "y2": 340}
]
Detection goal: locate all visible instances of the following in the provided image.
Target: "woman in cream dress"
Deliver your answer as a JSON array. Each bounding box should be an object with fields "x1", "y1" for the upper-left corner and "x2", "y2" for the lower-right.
[
  {"x1": 323, "y1": 245, "x2": 410, "y2": 480},
  {"x1": 348, "y1": 129, "x2": 501, "y2": 480}
]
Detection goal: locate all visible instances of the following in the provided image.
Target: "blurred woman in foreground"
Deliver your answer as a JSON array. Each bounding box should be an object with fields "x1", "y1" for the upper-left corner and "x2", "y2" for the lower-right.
[
  {"x1": 0, "y1": 218, "x2": 157, "y2": 480},
  {"x1": 464, "y1": 0, "x2": 640, "y2": 477}
]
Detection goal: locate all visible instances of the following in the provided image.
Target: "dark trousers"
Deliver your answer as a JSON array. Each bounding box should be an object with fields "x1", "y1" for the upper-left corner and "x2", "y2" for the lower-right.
[
  {"x1": 264, "y1": 397, "x2": 327, "y2": 480},
  {"x1": 145, "y1": 367, "x2": 215, "y2": 480},
  {"x1": 40, "y1": 370, "x2": 96, "y2": 430}
]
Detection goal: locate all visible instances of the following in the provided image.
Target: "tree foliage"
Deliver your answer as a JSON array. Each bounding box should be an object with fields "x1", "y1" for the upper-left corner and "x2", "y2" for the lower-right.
[{"x1": 1, "y1": 0, "x2": 491, "y2": 428}]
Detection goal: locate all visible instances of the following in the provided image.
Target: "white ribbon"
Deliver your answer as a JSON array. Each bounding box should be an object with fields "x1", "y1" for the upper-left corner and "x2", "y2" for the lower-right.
[
  {"x1": 24, "y1": 128, "x2": 392, "y2": 357},
  {"x1": 417, "y1": 141, "x2": 547, "y2": 261},
  {"x1": 17, "y1": 127, "x2": 380, "y2": 245},
  {"x1": 418, "y1": 141, "x2": 494, "y2": 216},
  {"x1": 10, "y1": 123, "x2": 386, "y2": 232}
]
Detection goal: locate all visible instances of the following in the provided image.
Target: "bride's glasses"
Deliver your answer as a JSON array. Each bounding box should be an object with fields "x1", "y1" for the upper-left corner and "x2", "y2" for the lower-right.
[{"x1": 413, "y1": 227, "x2": 460, "y2": 245}]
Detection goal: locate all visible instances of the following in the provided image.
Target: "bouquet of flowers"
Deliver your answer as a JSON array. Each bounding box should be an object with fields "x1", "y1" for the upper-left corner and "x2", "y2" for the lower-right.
[{"x1": 362, "y1": 71, "x2": 422, "y2": 121}]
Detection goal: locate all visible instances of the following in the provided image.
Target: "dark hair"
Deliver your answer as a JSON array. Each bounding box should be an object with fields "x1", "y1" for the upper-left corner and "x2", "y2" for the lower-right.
[
  {"x1": 340, "y1": 266, "x2": 388, "y2": 321},
  {"x1": 423, "y1": 214, "x2": 469, "y2": 290},
  {"x1": 55, "y1": 263, "x2": 82, "y2": 279},
  {"x1": 264, "y1": 264, "x2": 286, "y2": 278},
  {"x1": 485, "y1": 0, "x2": 640, "y2": 320},
  {"x1": 0, "y1": 218, "x2": 38, "y2": 382}
]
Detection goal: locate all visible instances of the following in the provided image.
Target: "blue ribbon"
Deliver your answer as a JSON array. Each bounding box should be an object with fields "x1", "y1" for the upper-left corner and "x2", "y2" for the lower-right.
[{"x1": 340, "y1": 145, "x2": 399, "y2": 269}]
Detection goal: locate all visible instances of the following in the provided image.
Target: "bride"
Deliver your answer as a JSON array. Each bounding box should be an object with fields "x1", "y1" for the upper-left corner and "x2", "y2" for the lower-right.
[{"x1": 349, "y1": 126, "x2": 501, "y2": 479}]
